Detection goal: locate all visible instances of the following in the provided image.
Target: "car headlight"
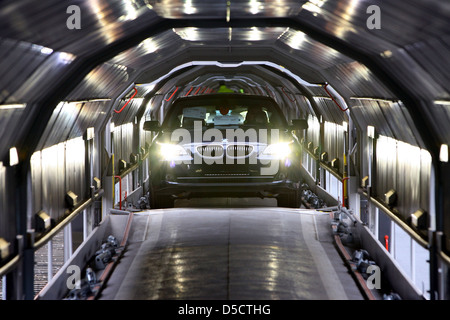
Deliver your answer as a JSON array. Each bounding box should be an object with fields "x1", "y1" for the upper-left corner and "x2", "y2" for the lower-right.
[
  {"x1": 157, "y1": 142, "x2": 189, "y2": 160},
  {"x1": 261, "y1": 142, "x2": 292, "y2": 159}
]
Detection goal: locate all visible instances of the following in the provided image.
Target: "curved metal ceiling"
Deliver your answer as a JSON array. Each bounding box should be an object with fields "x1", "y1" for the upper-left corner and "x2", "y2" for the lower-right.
[{"x1": 0, "y1": 0, "x2": 449, "y2": 167}]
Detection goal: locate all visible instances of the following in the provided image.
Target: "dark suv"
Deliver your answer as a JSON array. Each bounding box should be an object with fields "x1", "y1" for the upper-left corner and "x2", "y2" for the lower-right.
[{"x1": 144, "y1": 93, "x2": 308, "y2": 208}]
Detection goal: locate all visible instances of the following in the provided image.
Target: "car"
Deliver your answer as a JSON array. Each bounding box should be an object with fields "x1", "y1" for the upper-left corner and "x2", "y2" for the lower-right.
[{"x1": 143, "y1": 93, "x2": 308, "y2": 208}]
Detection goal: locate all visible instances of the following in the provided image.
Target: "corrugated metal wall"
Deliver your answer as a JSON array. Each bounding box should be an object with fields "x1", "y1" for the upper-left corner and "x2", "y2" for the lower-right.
[
  {"x1": 31, "y1": 137, "x2": 85, "y2": 223},
  {"x1": 38, "y1": 100, "x2": 110, "y2": 150},
  {"x1": 112, "y1": 123, "x2": 135, "y2": 172},
  {"x1": 306, "y1": 114, "x2": 320, "y2": 152},
  {"x1": 376, "y1": 135, "x2": 432, "y2": 221},
  {"x1": 323, "y1": 121, "x2": 345, "y2": 165},
  {"x1": 0, "y1": 163, "x2": 15, "y2": 251},
  {"x1": 350, "y1": 99, "x2": 423, "y2": 148}
]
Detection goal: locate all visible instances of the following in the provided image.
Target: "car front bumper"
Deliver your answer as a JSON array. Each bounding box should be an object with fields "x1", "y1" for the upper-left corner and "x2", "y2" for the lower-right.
[{"x1": 154, "y1": 177, "x2": 300, "y2": 199}]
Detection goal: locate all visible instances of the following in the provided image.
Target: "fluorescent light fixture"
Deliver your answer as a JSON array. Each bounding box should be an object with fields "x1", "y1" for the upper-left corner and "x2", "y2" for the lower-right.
[
  {"x1": 440, "y1": 144, "x2": 448, "y2": 162},
  {"x1": 367, "y1": 125, "x2": 375, "y2": 138},
  {"x1": 174, "y1": 27, "x2": 201, "y2": 41},
  {"x1": 342, "y1": 121, "x2": 348, "y2": 132},
  {"x1": 110, "y1": 122, "x2": 115, "y2": 133},
  {"x1": 0, "y1": 103, "x2": 26, "y2": 110},
  {"x1": 184, "y1": 0, "x2": 196, "y2": 14},
  {"x1": 9, "y1": 147, "x2": 19, "y2": 166},
  {"x1": 138, "y1": 38, "x2": 158, "y2": 53},
  {"x1": 86, "y1": 127, "x2": 95, "y2": 140},
  {"x1": 285, "y1": 30, "x2": 307, "y2": 50},
  {"x1": 40, "y1": 47, "x2": 54, "y2": 55},
  {"x1": 435, "y1": 100, "x2": 450, "y2": 106},
  {"x1": 57, "y1": 51, "x2": 76, "y2": 64},
  {"x1": 381, "y1": 50, "x2": 393, "y2": 58},
  {"x1": 302, "y1": 0, "x2": 326, "y2": 15},
  {"x1": 249, "y1": 0, "x2": 260, "y2": 15}
]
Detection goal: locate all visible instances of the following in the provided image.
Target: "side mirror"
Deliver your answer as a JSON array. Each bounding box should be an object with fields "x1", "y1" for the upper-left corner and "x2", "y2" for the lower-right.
[
  {"x1": 290, "y1": 119, "x2": 308, "y2": 130},
  {"x1": 143, "y1": 120, "x2": 161, "y2": 131}
]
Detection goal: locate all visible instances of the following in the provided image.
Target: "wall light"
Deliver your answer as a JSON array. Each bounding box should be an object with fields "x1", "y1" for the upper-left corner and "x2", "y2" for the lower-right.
[
  {"x1": 86, "y1": 127, "x2": 95, "y2": 140},
  {"x1": 384, "y1": 189, "x2": 397, "y2": 207},
  {"x1": 93, "y1": 177, "x2": 101, "y2": 190},
  {"x1": 35, "y1": 210, "x2": 52, "y2": 232},
  {"x1": 434, "y1": 100, "x2": 450, "y2": 106},
  {"x1": 40, "y1": 46, "x2": 54, "y2": 55},
  {"x1": 9, "y1": 147, "x2": 19, "y2": 166},
  {"x1": 65, "y1": 191, "x2": 79, "y2": 208},
  {"x1": 331, "y1": 158, "x2": 339, "y2": 169},
  {"x1": 0, "y1": 103, "x2": 26, "y2": 110},
  {"x1": 119, "y1": 159, "x2": 127, "y2": 172},
  {"x1": 411, "y1": 208, "x2": 427, "y2": 230},
  {"x1": 361, "y1": 176, "x2": 369, "y2": 188},
  {"x1": 440, "y1": 144, "x2": 448, "y2": 162},
  {"x1": 0, "y1": 238, "x2": 10, "y2": 260},
  {"x1": 367, "y1": 125, "x2": 375, "y2": 138}
]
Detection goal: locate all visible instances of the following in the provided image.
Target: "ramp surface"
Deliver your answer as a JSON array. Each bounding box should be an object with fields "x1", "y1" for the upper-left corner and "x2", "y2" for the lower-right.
[{"x1": 99, "y1": 204, "x2": 364, "y2": 300}]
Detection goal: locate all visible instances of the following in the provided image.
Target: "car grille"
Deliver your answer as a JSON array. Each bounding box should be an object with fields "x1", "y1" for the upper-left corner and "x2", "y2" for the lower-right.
[
  {"x1": 196, "y1": 144, "x2": 254, "y2": 158},
  {"x1": 226, "y1": 145, "x2": 254, "y2": 157},
  {"x1": 197, "y1": 145, "x2": 224, "y2": 157}
]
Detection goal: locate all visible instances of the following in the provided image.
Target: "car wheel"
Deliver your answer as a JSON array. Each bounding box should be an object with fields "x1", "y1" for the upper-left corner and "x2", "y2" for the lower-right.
[
  {"x1": 150, "y1": 192, "x2": 174, "y2": 209},
  {"x1": 277, "y1": 189, "x2": 301, "y2": 208},
  {"x1": 149, "y1": 185, "x2": 174, "y2": 209}
]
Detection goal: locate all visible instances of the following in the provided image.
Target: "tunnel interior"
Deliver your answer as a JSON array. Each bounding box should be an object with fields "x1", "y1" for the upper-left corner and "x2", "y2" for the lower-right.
[{"x1": 0, "y1": 0, "x2": 449, "y2": 300}]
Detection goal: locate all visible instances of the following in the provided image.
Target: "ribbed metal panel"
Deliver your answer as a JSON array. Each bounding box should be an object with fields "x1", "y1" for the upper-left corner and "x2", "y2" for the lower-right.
[
  {"x1": 65, "y1": 137, "x2": 86, "y2": 203},
  {"x1": 37, "y1": 100, "x2": 111, "y2": 150},
  {"x1": 33, "y1": 137, "x2": 86, "y2": 223},
  {"x1": 30, "y1": 151, "x2": 42, "y2": 218},
  {"x1": 305, "y1": 114, "x2": 320, "y2": 151},
  {"x1": 313, "y1": 97, "x2": 348, "y2": 125},
  {"x1": 40, "y1": 142, "x2": 65, "y2": 221},
  {"x1": 350, "y1": 99, "x2": 424, "y2": 148},
  {"x1": 326, "y1": 62, "x2": 395, "y2": 99},
  {"x1": 323, "y1": 121, "x2": 345, "y2": 165},
  {"x1": 375, "y1": 135, "x2": 431, "y2": 221},
  {"x1": 66, "y1": 63, "x2": 131, "y2": 101},
  {"x1": 278, "y1": 28, "x2": 352, "y2": 70},
  {"x1": 0, "y1": 0, "x2": 160, "y2": 56},
  {"x1": 113, "y1": 123, "x2": 136, "y2": 171},
  {"x1": 0, "y1": 39, "x2": 48, "y2": 104},
  {"x1": 111, "y1": 95, "x2": 143, "y2": 127},
  {"x1": 0, "y1": 164, "x2": 11, "y2": 247},
  {"x1": 0, "y1": 108, "x2": 24, "y2": 160}
]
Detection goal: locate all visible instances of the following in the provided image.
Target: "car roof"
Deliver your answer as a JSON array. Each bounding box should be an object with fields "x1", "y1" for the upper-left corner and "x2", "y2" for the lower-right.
[{"x1": 170, "y1": 92, "x2": 278, "y2": 104}]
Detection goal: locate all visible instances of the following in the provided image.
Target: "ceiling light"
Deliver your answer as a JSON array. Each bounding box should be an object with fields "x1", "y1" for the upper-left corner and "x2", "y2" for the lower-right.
[
  {"x1": 440, "y1": 144, "x2": 448, "y2": 162},
  {"x1": 435, "y1": 100, "x2": 450, "y2": 106},
  {"x1": 9, "y1": 147, "x2": 19, "y2": 166},
  {"x1": 367, "y1": 125, "x2": 375, "y2": 139},
  {"x1": 0, "y1": 103, "x2": 26, "y2": 110},
  {"x1": 86, "y1": 127, "x2": 95, "y2": 140},
  {"x1": 40, "y1": 47, "x2": 54, "y2": 55},
  {"x1": 342, "y1": 121, "x2": 348, "y2": 132}
]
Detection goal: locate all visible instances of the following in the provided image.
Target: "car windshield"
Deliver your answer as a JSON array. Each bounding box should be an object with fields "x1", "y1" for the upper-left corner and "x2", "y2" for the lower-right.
[{"x1": 163, "y1": 96, "x2": 286, "y2": 130}]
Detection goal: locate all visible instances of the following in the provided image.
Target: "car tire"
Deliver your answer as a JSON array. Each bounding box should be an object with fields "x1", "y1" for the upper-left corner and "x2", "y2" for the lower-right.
[
  {"x1": 150, "y1": 192, "x2": 174, "y2": 209},
  {"x1": 277, "y1": 189, "x2": 301, "y2": 208},
  {"x1": 149, "y1": 184, "x2": 174, "y2": 209}
]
